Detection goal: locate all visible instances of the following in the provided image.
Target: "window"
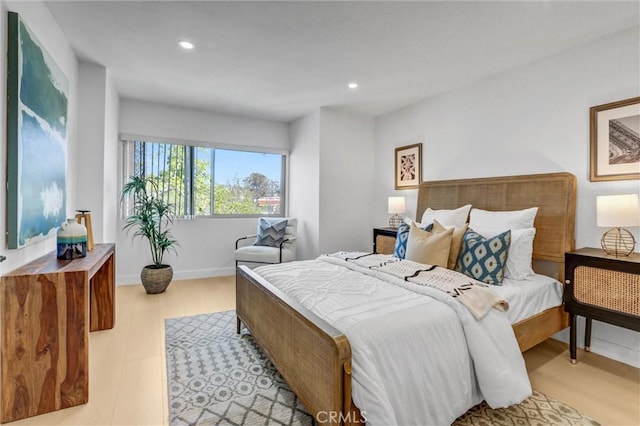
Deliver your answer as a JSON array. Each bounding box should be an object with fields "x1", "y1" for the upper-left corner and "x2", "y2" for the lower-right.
[{"x1": 125, "y1": 139, "x2": 286, "y2": 217}]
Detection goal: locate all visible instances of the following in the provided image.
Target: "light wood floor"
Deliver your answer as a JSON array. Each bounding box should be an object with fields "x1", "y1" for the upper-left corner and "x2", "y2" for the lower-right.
[{"x1": 6, "y1": 276, "x2": 639, "y2": 426}]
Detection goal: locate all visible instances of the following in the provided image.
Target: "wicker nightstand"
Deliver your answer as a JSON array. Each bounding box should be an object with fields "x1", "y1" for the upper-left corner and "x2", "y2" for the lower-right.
[
  {"x1": 564, "y1": 248, "x2": 640, "y2": 363},
  {"x1": 373, "y1": 227, "x2": 397, "y2": 254}
]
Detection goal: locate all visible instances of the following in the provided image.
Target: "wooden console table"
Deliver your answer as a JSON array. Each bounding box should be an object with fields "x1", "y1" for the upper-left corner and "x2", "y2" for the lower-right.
[{"x1": 1, "y1": 243, "x2": 115, "y2": 423}]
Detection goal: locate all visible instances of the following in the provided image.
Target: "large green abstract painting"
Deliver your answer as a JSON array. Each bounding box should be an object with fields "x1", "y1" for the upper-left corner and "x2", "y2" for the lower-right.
[{"x1": 6, "y1": 12, "x2": 68, "y2": 249}]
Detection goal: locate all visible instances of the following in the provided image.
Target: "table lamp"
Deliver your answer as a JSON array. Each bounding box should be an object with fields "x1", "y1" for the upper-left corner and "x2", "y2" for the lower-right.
[
  {"x1": 388, "y1": 196, "x2": 406, "y2": 228},
  {"x1": 596, "y1": 194, "x2": 640, "y2": 256}
]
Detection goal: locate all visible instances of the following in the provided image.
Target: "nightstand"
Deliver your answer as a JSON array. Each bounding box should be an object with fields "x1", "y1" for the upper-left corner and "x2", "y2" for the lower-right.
[
  {"x1": 373, "y1": 227, "x2": 397, "y2": 254},
  {"x1": 564, "y1": 247, "x2": 640, "y2": 363}
]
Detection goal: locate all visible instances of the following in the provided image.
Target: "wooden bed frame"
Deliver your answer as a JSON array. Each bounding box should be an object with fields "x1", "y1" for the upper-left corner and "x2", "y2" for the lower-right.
[{"x1": 236, "y1": 172, "x2": 576, "y2": 425}]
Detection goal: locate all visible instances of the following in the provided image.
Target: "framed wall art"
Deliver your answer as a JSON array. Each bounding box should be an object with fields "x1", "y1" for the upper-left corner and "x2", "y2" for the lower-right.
[
  {"x1": 590, "y1": 96, "x2": 640, "y2": 182},
  {"x1": 394, "y1": 143, "x2": 422, "y2": 189},
  {"x1": 6, "y1": 11, "x2": 68, "y2": 249}
]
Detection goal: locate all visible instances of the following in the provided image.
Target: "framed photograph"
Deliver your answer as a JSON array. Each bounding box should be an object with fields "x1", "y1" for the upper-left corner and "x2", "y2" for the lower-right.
[
  {"x1": 590, "y1": 96, "x2": 640, "y2": 182},
  {"x1": 6, "y1": 12, "x2": 69, "y2": 248},
  {"x1": 395, "y1": 143, "x2": 422, "y2": 189}
]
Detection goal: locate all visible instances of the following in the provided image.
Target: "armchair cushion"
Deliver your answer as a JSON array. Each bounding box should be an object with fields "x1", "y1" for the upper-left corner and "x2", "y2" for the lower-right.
[
  {"x1": 235, "y1": 244, "x2": 296, "y2": 264},
  {"x1": 254, "y1": 218, "x2": 288, "y2": 247}
]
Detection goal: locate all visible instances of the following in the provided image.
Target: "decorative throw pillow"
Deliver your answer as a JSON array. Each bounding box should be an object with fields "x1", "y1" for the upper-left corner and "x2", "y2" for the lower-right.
[
  {"x1": 455, "y1": 229, "x2": 511, "y2": 285},
  {"x1": 432, "y1": 219, "x2": 469, "y2": 270},
  {"x1": 405, "y1": 222, "x2": 454, "y2": 268},
  {"x1": 394, "y1": 221, "x2": 433, "y2": 259},
  {"x1": 254, "y1": 218, "x2": 288, "y2": 247},
  {"x1": 469, "y1": 226, "x2": 536, "y2": 280},
  {"x1": 393, "y1": 222, "x2": 411, "y2": 259},
  {"x1": 420, "y1": 204, "x2": 472, "y2": 228}
]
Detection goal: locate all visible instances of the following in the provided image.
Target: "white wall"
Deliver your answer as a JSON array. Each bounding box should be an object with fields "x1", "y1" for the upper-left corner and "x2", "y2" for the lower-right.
[
  {"x1": 318, "y1": 108, "x2": 375, "y2": 254},
  {"x1": 77, "y1": 62, "x2": 119, "y2": 245},
  {"x1": 117, "y1": 99, "x2": 290, "y2": 283},
  {"x1": 0, "y1": 0, "x2": 79, "y2": 273},
  {"x1": 289, "y1": 108, "x2": 376, "y2": 260},
  {"x1": 374, "y1": 27, "x2": 640, "y2": 367},
  {"x1": 289, "y1": 111, "x2": 320, "y2": 260},
  {"x1": 103, "y1": 68, "x2": 120, "y2": 244}
]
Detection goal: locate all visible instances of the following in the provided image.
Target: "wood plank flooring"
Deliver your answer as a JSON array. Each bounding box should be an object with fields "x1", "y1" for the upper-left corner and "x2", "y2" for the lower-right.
[{"x1": 5, "y1": 276, "x2": 638, "y2": 425}]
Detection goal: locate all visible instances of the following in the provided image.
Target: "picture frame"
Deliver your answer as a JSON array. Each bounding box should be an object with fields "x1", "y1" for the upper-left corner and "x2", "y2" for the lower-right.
[
  {"x1": 6, "y1": 12, "x2": 69, "y2": 248},
  {"x1": 590, "y1": 96, "x2": 640, "y2": 182},
  {"x1": 394, "y1": 143, "x2": 422, "y2": 189}
]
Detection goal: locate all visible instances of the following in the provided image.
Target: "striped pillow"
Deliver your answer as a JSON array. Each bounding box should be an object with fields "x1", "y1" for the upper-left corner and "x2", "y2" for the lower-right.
[{"x1": 254, "y1": 218, "x2": 288, "y2": 247}]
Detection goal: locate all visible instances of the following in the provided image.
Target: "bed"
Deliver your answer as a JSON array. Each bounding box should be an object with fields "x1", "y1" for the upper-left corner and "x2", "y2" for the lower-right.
[{"x1": 236, "y1": 172, "x2": 576, "y2": 425}]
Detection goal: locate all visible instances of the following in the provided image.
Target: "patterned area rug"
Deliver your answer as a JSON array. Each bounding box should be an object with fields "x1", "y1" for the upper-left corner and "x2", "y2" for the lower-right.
[{"x1": 165, "y1": 310, "x2": 600, "y2": 426}]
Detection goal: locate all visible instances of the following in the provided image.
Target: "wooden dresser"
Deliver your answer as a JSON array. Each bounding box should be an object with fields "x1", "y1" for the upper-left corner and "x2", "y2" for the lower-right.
[
  {"x1": 1, "y1": 243, "x2": 116, "y2": 422},
  {"x1": 564, "y1": 247, "x2": 640, "y2": 363}
]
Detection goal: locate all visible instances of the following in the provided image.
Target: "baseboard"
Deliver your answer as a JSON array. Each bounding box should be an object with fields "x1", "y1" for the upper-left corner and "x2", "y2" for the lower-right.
[{"x1": 117, "y1": 266, "x2": 236, "y2": 285}]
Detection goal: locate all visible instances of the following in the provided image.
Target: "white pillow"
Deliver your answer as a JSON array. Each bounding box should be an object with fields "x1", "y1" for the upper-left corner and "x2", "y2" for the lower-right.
[
  {"x1": 420, "y1": 204, "x2": 471, "y2": 228},
  {"x1": 472, "y1": 227, "x2": 536, "y2": 280},
  {"x1": 469, "y1": 207, "x2": 538, "y2": 231}
]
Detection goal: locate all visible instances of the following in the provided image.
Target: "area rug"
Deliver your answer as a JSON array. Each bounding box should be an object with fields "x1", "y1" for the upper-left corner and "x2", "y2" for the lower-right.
[{"x1": 165, "y1": 310, "x2": 600, "y2": 426}]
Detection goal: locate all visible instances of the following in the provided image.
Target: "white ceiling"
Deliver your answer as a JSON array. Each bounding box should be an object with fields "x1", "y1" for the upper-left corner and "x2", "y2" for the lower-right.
[{"x1": 44, "y1": 1, "x2": 640, "y2": 122}]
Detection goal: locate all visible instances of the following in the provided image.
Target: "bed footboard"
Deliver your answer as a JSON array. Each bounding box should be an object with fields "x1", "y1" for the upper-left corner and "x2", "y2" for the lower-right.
[
  {"x1": 236, "y1": 266, "x2": 354, "y2": 425},
  {"x1": 513, "y1": 305, "x2": 569, "y2": 352}
]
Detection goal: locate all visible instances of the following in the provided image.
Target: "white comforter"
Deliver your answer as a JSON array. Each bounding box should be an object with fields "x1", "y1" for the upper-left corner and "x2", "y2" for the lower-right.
[{"x1": 254, "y1": 254, "x2": 531, "y2": 425}]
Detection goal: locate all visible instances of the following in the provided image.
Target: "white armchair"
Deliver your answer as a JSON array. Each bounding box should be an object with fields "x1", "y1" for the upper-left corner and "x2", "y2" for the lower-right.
[{"x1": 235, "y1": 218, "x2": 297, "y2": 267}]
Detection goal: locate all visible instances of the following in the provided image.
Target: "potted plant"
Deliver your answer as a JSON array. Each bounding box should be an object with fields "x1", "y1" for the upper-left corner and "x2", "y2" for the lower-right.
[{"x1": 121, "y1": 175, "x2": 178, "y2": 294}]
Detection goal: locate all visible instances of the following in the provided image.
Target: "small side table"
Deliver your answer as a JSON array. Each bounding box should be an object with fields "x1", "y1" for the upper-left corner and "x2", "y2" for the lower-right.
[
  {"x1": 564, "y1": 247, "x2": 640, "y2": 363},
  {"x1": 373, "y1": 227, "x2": 397, "y2": 254}
]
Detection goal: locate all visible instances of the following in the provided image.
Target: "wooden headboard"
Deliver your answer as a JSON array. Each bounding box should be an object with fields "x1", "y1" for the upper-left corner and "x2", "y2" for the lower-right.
[{"x1": 416, "y1": 172, "x2": 577, "y2": 267}]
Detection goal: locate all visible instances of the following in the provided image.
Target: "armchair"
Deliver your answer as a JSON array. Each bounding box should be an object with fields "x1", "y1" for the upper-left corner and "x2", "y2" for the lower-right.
[{"x1": 235, "y1": 218, "x2": 297, "y2": 267}]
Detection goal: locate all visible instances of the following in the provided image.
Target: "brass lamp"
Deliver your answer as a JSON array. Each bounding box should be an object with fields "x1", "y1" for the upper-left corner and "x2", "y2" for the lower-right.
[
  {"x1": 596, "y1": 194, "x2": 640, "y2": 256},
  {"x1": 388, "y1": 196, "x2": 406, "y2": 229}
]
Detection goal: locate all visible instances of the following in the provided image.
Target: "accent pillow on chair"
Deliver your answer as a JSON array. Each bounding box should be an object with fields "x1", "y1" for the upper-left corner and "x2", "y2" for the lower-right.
[{"x1": 254, "y1": 218, "x2": 288, "y2": 247}]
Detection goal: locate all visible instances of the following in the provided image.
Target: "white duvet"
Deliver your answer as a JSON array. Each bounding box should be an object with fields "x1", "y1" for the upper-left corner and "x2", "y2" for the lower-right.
[{"x1": 254, "y1": 254, "x2": 531, "y2": 425}]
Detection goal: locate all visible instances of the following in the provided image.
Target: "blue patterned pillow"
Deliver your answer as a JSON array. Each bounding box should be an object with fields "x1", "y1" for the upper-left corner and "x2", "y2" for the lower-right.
[
  {"x1": 455, "y1": 229, "x2": 511, "y2": 285},
  {"x1": 394, "y1": 222, "x2": 433, "y2": 259},
  {"x1": 255, "y1": 218, "x2": 288, "y2": 247}
]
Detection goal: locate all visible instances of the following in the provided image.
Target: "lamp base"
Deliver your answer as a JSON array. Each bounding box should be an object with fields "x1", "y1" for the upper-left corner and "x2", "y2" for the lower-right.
[
  {"x1": 601, "y1": 227, "x2": 636, "y2": 256},
  {"x1": 389, "y1": 214, "x2": 403, "y2": 229}
]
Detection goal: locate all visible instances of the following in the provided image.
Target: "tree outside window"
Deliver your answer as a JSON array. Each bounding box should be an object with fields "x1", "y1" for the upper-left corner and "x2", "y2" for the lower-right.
[{"x1": 130, "y1": 141, "x2": 285, "y2": 217}]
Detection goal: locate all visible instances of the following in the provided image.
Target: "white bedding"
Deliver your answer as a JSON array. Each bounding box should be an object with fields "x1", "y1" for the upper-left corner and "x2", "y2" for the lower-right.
[
  {"x1": 254, "y1": 254, "x2": 536, "y2": 425},
  {"x1": 493, "y1": 273, "x2": 563, "y2": 324}
]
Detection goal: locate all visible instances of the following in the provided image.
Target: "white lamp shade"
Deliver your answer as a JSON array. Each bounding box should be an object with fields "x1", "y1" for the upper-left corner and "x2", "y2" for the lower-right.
[
  {"x1": 596, "y1": 194, "x2": 640, "y2": 227},
  {"x1": 388, "y1": 196, "x2": 406, "y2": 214}
]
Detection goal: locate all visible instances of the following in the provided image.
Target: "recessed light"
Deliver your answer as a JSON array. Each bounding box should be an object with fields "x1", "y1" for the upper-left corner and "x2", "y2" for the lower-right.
[
  {"x1": 179, "y1": 40, "x2": 194, "y2": 50},
  {"x1": 348, "y1": 82, "x2": 358, "y2": 89}
]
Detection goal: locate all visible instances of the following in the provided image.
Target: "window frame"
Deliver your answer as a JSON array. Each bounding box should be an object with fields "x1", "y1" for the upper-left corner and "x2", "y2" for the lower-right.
[{"x1": 120, "y1": 134, "x2": 289, "y2": 219}]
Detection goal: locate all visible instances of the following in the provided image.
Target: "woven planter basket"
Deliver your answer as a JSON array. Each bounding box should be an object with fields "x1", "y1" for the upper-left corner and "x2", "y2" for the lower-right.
[{"x1": 141, "y1": 265, "x2": 173, "y2": 294}]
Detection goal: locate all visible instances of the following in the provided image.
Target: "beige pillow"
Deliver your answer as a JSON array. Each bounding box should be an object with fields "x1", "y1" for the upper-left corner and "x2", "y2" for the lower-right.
[
  {"x1": 405, "y1": 222, "x2": 454, "y2": 268},
  {"x1": 432, "y1": 219, "x2": 469, "y2": 270}
]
